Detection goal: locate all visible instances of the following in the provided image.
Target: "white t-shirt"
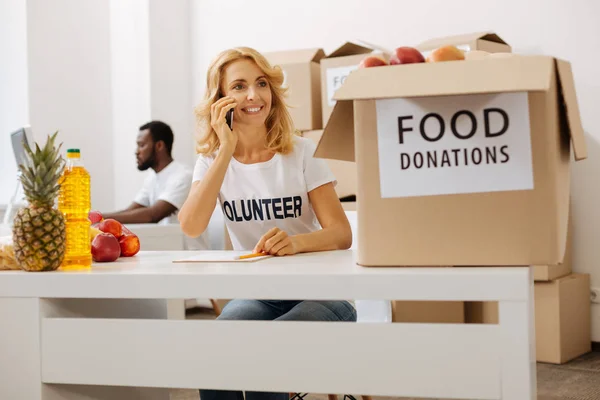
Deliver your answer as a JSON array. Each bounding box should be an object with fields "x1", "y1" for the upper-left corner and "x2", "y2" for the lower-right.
[
  {"x1": 134, "y1": 160, "x2": 192, "y2": 225},
  {"x1": 135, "y1": 160, "x2": 210, "y2": 250},
  {"x1": 192, "y1": 136, "x2": 337, "y2": 251}
]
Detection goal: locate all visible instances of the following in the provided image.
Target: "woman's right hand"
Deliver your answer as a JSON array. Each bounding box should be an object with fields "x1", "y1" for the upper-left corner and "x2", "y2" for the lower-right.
[{"x1": 210, "y1": 96, "x2": 238, "y2": 151}]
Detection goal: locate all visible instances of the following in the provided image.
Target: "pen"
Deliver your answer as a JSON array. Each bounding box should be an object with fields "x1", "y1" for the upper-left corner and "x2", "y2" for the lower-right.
[{"x1": 236, "y1": 252, "x2": 268, "y2": 260}]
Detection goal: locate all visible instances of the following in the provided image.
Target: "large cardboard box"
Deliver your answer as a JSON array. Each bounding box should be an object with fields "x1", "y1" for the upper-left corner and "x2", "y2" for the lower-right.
[
  {"x1": 316, "y1": 55, "x2": 587, "y2": 267},
  {"x1": 264, "y1": 48, "x2": 325, "y2": 131},
  {"x1": 393, "y1": 301, "x2": 464, "y2": 323},
  {"x1": 417, "y1": 32, "x2": 511, "y2": 59},
  {"x1": 303, "y1": 130, "x2": 357, "y2": 199},
  {"x1": 320, "y1": 42, "x2": 386, "y2": 127},
  {"x1": 466, "y1": 273, "x2": 591, "y2": 364}
]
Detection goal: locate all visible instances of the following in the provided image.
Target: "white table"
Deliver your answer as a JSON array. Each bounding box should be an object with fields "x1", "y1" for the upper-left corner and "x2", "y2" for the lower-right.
[{"x1": 0, "y1": 250, "x2": 536, "y2": 400}]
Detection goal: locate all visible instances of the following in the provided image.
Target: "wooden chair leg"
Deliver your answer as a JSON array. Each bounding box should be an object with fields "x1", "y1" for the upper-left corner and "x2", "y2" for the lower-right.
[
  {"x1": 361, "y1": 396, "x2": 373, "y2": 400},
  {"x1": 210, "y1": 299, "x2": 222, "y2": 317},
  {"x1": 328, "y1": 395, "x2": 337, "y2": 400}
]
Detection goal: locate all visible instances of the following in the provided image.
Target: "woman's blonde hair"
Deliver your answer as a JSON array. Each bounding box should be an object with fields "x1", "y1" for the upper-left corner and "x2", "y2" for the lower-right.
[{"x1": 194, "y1": 47, "x2": 297, "y2": 155}]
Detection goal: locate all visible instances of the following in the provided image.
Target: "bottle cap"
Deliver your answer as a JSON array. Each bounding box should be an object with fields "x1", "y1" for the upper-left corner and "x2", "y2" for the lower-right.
[{"x1": 66, "y1": 148, "x2": 81, "y2": 158}]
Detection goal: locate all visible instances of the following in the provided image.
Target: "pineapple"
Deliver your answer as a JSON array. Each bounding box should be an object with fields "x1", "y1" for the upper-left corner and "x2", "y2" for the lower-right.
[{"x1": 12, "y1": 132, "x2": 66, "y2": 271}]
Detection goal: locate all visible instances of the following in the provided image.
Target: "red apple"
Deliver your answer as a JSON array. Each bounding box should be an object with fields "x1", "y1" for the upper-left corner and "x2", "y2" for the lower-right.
[
  {"x1": 390, "y1": 47, "x2": 425, "y2": 65},
  {"x1": 98, "y1": 219, "x2": 123, "y2": 238},
  {"x1": 119, "y1": 234, "x2": 140, "y2": 257},
  {"x1": 88, "y1": 210, "x2": 104, "y2": 224},
  {"x1": 120, "y1": 224, "x2": 134, "y2": 238},
  {"x1": 358, "y1": 55, "x2": 388, "y2": 68},
  {"x1": 92, "y1": 233, "x2": 121, "y2": 262}
]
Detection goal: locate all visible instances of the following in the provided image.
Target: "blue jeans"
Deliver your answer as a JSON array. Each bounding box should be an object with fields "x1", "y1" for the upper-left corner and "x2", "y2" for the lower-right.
[{"x1": 199, "y1": 299, "x2": 357, "y2": 400}]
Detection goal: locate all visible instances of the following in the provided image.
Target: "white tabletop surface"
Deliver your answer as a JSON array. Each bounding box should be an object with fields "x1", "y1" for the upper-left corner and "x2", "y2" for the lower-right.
[{"x1": 0, "y1": 250, "x2": 529, "y2": 301}]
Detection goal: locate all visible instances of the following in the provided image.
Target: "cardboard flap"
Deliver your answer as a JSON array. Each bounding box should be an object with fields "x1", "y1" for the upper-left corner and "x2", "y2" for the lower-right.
[
  {"x1": 334, "y1": 55, "x2": 553, "y2": 100},
  {"x1": 353, "y1": 39, "x2": 393, "y2": 55},
  {"x1": 479, "y1": 33, "x2": 508, "y2": 45},
  {"x1": 310, "y1": 48, "x2": 326, "y2": 62},
  {"x1": 265, "y1": 48, "x2": 325, "y2": 65},
  {"x1": 314, "y1": 101, "x2": 355, "y2": 162},
  {"x1": 417, "y1": 31, "x2": 507, "y2": 49},
  {"x1": 327, "y1": 42, "x2": 373, "y2": 59},
  {"x1": 555, "y1": 59, "x2": 588, "y2": 161}
]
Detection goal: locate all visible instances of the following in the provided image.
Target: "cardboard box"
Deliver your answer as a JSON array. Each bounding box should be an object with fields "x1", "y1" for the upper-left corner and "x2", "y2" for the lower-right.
[
  {"x1": 320, "y1": 42, "x2": 386, "y2": 127},
  {"x1": 465, "y1": 274, "x2": 592, "y2": 364},
  {"x1": 465, "y1": 274, "x2": 591, "y2": 364},
  {"x1": 303, "y1": 130, "x2": 358, "y2": 199},
  {"x1": 316, "y1": 55, "x2": 587, "y2": 267},
  {"x1": 341, "y1": 201, "x2": 357, "y2": 211},
  {"x1": 393, "y1": 301, "x2": 464, "y2": 323},
  {"x1": 264, "y1": 48, "x2": 325, "y2": 131},
  {"x1": 533, "y1": 207, "x2": 573, "y2": 281},
  {"x1": 417, "y1": 32, "x2": 511, "y2": 60},
  {"x1": 465, "y1": 301, "x2": 499, "y2": 324},
  {"x1": 536, "y1": 273, "x2": 591, "y2": 363}
]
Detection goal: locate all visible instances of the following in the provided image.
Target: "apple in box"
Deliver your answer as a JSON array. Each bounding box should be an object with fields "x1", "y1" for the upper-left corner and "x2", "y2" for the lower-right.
[
  {"x1": 390, "y1": 47, "x2": 425, "y2": 65},
  {"x1": 426, "y1": 45, "x2": 465, "y2": 62},
  {"x1": 359, "y1": 55, "x2": 388, "y2": 68},
  {"x1": 92, "y1": 233, "x2": 121, "y2": 262}
]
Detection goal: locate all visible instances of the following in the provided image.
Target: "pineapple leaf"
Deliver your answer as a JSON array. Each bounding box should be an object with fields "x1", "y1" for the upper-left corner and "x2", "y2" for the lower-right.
[{"x1": 17, "y1": 132, "x2": 65, "y2": 206}]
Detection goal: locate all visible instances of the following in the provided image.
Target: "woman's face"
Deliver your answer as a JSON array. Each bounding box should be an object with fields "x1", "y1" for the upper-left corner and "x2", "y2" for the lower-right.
[{"x1": 221, "y1": 59, "x2": 273, "y2": 127}]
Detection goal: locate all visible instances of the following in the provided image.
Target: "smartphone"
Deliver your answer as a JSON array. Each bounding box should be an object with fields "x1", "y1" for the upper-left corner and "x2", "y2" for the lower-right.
[{"x1": 225, "y1": 108, "x2": 234, "y2": 130}]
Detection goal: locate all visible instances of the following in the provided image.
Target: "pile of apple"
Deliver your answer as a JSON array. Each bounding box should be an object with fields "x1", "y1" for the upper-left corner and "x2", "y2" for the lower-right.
[
  {"x1": 358, "y1": 45, "x2": 501, "y2": 68},
  {"x1": 88, "y1": 211, "x2": 140, "y2": 262}
]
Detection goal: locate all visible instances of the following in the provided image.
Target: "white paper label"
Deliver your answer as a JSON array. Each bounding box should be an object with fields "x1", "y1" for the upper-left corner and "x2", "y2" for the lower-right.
[
  {"x1": 375, "y1": 92, "x2": 533, "y2": 198},
  {"x1": 420, "y1": 44, "x2": 471, "y2": 60},
  {"x1": 326, "y1": 65, "x2": 359, "y2": 106}
]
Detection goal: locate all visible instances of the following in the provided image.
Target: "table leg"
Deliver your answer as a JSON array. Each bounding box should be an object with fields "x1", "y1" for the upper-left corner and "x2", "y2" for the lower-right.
[{"x1": 498, "y1": 269, "x2": 537, "y2": 400}]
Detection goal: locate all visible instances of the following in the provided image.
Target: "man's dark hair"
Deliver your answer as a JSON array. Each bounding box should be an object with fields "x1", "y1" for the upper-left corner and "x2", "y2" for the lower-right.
[{"x1": 140, "y1": 120, "x2": 174, "y2": 156}]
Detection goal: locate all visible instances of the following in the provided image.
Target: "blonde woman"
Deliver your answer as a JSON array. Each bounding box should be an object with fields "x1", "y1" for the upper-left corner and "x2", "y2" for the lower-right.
[{"x1": 179, "y1": 47, "x2": 356, "y2": 400}]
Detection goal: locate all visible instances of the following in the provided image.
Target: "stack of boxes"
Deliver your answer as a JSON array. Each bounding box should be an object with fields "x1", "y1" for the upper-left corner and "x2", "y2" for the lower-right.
[
  {"x1": 265, "y1": 42, "x2": 388, "y2": 210},
  {"x1": 263, "y1": 32, "x2": 592, "y2": 365},
  {"x1": 464, "y1": 213, "x2": 591, "y2": 364}
]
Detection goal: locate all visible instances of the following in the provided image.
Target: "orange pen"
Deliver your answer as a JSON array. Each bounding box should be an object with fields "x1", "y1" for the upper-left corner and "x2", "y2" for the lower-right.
[{"x1": 236, "y1": 252, "x2": 269, "y2": 260}]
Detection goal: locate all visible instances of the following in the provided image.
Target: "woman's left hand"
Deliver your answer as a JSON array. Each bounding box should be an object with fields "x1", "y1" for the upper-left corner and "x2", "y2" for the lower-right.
[{"x1": 253, "y1": 227, "x2": 299, "y2": 256}]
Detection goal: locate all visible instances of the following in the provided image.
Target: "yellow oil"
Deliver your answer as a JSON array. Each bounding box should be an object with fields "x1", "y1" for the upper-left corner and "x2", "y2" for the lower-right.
[{"x1": 58, "y1": 150, "x2": 92, "y2": 270}]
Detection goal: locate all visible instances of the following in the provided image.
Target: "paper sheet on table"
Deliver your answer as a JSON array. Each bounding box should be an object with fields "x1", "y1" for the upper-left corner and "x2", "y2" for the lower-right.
[{"x1": 172, "y1": 251, "x2": 273, "y2": 263}]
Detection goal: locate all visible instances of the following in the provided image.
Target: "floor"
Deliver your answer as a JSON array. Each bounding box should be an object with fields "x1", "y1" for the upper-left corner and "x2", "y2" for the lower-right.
[{"x1": 170, "y1": 307, "x2": 600, "y2": 400}]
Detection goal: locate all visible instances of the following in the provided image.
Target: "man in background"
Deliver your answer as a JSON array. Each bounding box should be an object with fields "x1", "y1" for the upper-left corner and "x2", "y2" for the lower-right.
[{"x1": 102, "y1": 120, "x2": 209, "y2": 249}]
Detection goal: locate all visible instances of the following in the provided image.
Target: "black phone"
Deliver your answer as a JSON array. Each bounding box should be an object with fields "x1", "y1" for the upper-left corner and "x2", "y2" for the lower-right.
[{"x1": 225, "y1": 108, "x2": 234, "y2": 130}]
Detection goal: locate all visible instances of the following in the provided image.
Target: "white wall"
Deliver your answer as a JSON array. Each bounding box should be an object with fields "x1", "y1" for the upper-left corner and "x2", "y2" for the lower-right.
[
  {"x1": 0, "y1": 0, "x2": 29, "y2": 206},
  {"x1": 108, "y1": 0, "x2": 195, "y2": 210},
  {"x1": 190, "y1": 0, "x2": 600, "y2": 338},
  {"x1": 109, "y1": 0, "x2": 152, "y2": 210},
  {"x1": 26, "y1": 0, "x2": 115, "y2": 211},
  {"x1": 148, "y1": 0, "x2": 195, "y2": 169},
  {"x1": 0, "y1": 0, "x2": 196, "y2": 214}
]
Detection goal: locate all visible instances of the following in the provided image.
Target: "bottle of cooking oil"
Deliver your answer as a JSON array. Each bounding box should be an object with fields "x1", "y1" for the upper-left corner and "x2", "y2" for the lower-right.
[{"x1": 58, "y1": 148, "x2": 92, "y2": 269}]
